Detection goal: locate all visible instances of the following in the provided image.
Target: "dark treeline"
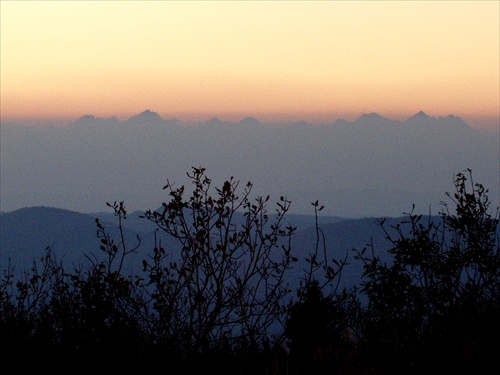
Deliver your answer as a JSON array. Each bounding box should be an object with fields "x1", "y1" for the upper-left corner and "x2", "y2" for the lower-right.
[{"x1": 0, "y1": 168, "x2": 498, "y2": 374}]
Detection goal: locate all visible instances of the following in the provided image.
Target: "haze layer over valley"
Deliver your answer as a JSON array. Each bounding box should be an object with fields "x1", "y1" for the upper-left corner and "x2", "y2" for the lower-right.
[{"x1": 1, "y1": 110, "x2": 498, "y2": 218}]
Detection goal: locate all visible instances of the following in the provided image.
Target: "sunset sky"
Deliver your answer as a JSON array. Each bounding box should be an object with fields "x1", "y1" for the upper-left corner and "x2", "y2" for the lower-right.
[{"x1": 1, "y1": 1, "x2": 499, "y2": 129}]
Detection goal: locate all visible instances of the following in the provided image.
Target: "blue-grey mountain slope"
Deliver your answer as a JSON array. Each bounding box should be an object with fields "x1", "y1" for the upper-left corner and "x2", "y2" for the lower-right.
[
  {"x1": 0, "y1": 206, "x2": 395, "y2": 290},
  {"x1": 0, "y1": 207, "x2": 152, "y2": 275}
]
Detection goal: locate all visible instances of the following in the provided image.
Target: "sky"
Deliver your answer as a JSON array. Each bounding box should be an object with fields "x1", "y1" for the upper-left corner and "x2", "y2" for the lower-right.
[{"x1": 1, "y1": 1, "x2": 499, "y2": 130}]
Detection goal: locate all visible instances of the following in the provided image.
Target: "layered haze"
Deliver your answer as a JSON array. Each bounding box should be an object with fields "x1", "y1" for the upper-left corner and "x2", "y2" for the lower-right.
[{"x1": 1, "y1": 111, "x2": 497, "y2": 218}]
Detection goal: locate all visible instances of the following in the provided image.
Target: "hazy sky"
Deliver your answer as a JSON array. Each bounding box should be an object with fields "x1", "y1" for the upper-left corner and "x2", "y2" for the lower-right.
[{"x1": 1, "y1": 1, "x2": 499, "y2": 129}]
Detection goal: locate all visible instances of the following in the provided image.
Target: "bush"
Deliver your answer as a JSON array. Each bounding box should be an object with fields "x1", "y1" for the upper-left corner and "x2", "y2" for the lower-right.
[{"x1": 355, "y1": 169, "x2": 500, "y2": 374}]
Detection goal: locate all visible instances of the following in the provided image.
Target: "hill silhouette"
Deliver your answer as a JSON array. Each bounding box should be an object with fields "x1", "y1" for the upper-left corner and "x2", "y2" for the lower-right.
[{"x1": 1, "y1": 205, "x2": 405, "y2": 291}]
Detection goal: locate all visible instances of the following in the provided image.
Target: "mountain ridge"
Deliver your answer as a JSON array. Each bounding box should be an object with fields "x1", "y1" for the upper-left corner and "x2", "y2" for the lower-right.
[
  {"x1": 1, "y1": 110, "x2": 496, "y2": 217},
  {"x1": 0, "y1": 205, "x2": 404, "y2": 289},
  {"x1": 62, "y1": 110, "x2": 472, "y2": 130}
]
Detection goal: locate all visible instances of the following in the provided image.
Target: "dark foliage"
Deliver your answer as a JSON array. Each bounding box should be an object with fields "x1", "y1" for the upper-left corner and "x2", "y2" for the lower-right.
[
  {"x1": 0, "y1": 168, "x2": 498, "y2": 374},
  {"x1": 355, "y1": 169, "x2": 500, "y2": 374}
]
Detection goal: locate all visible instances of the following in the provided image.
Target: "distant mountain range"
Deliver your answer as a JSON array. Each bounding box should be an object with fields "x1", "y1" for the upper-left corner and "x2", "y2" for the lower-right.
[
  {"x1": 1, "y1": 110, "x2": 498, "y2": 218},
  {"x1": 65, "y1": 109, "x2": 473, "y2": 130},
  {"x1": 65, "y1": 109, "x2": 472, "y2": 129}
]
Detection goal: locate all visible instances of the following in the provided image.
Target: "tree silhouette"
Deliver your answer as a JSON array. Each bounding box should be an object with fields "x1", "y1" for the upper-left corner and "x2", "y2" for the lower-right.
[
  {"x1": 355, "y1": 169, "x2": 500, "y2": 373},
  {"x1": 139, "y1": 166, "x2": 300, "y2": 370}
]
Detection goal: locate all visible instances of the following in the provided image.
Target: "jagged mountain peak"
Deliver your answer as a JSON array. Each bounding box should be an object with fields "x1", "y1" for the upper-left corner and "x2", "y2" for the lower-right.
[
  {"x1": 126, "y1": 110, "x2": 165, "y2": 124},
  {"x1": 77, "y1": 114, "x2": 97, "y2": 121},
  {"x1": 358, "y1": 112, "x2": 386, "y2": 120},
  {"x1": 198, "y1": 117, "x2": 235, "y2": 127},
  {"x1": 70, "y1": 115, "x2": 120, "y2": 127},
  {"x1": 404, "y1": 111, "x2": 432, "y2": 124},
  {"x1": 413, "y1": 110, "x2": 430, "y2": 118},
  {"x1": 206, "y1": 117, "x2": 220, "y2": 124},
  {"x1": 355, "y1": 112, "x2": 393, "y2": 126},
  {"x1": 238, "y1": 116, "x2": 262, "y2": 127},
  {"x1": 404, "y1": 111, "x2": 470, "y2": 129}
]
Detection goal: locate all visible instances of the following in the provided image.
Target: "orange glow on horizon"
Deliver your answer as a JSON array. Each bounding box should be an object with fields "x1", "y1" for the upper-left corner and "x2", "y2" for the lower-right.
[{"x1": 1, "y1": 1, "x2": 498, "y2": 130}]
